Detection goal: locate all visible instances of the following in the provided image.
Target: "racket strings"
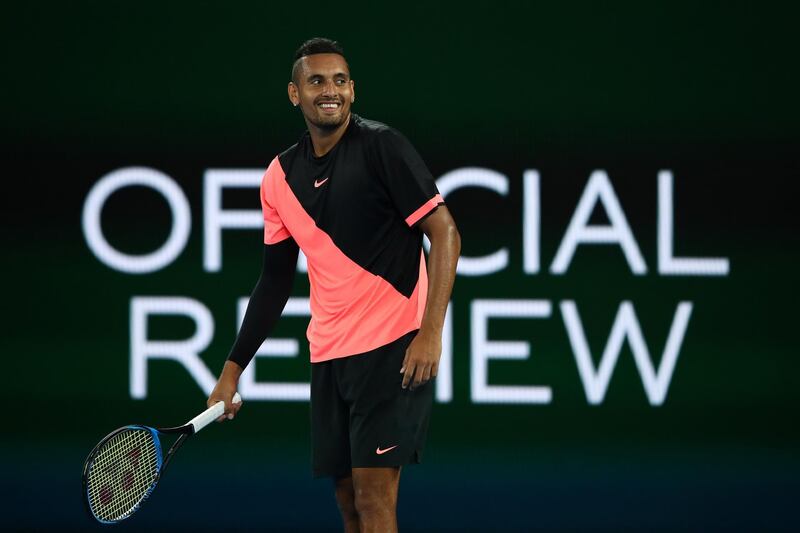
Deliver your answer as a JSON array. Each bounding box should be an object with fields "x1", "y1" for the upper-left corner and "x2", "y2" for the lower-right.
[{"x1": 86, "y1": 428, "x2": 161, "y2": 522}]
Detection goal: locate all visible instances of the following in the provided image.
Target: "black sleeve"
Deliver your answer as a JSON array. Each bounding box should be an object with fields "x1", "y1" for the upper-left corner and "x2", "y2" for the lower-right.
[
  {"x1": 370, "y1": 127, "x2": 442, "y2": 226},
  {"x1": 227, "y1": 238, "x2": 299, "y2": 369}
]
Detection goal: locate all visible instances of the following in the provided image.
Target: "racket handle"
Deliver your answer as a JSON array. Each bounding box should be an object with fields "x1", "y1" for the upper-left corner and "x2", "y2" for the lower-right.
[{"x1": 189, "y1": 392, "x2": 242, "y2": 434}]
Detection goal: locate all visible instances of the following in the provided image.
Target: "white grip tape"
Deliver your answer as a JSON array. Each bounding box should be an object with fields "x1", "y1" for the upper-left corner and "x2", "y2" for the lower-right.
[{"x1": 189, "y1": 392, "x2": 242, "y2": 433}]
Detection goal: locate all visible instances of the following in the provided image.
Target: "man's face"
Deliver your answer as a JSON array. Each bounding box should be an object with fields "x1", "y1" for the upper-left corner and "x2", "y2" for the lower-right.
[{"x1": 289, "y1": 53, "x2": 355, "y2": 130}]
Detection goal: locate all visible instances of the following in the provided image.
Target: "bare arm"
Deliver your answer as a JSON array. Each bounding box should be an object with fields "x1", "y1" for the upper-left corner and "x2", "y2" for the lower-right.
[{"x1": 401, "y1": 205, "x2": 461, "y2": 389}]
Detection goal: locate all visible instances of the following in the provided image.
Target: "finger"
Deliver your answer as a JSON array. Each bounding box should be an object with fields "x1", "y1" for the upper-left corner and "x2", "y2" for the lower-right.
[
  {"x1": 400, "y1": 349, "x2": 410, "y2": 374},
  {"x1": 431, "y1": 362, "x2": 439, "y2": 379},
  {"x1": 230, "y1": 400, "x2": 242, "y2": 419},
  {"x1": 225, "y1": 397, "x2": 237, "y2": 420},
  {"x1": 411, "y1": 364, "x2": 428, "y2": 389},
  {"x1": 421, "y1": 364, "x2": 432, "y2": 383},
  {"x1": 402, "y1": 363, "x2": 416, "y2": 389}
]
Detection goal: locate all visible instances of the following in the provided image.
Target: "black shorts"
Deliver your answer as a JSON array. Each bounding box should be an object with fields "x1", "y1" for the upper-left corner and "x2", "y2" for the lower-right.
[{"x1": 310, "y1": 330, "x2": 434, "y2": 478}]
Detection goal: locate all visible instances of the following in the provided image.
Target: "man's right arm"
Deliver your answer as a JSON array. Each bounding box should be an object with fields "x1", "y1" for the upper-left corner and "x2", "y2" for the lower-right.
[{"x1": 207, "y1": 238, "x2": 300, "y2": 419}]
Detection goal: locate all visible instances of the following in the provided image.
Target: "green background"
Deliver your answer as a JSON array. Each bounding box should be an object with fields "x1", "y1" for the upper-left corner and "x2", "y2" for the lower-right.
[{"x1": 3, "y1": 1, "x2": 797, "y2": 531}]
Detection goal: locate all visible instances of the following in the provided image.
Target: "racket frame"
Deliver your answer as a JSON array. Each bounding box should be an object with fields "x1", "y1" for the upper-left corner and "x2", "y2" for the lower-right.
[
  {"x1": 81, "y1": 423, "x2": 190, "y2": 524},
  {"x1": 82, "y1": 393, "x2": 240, "y2": 524}
]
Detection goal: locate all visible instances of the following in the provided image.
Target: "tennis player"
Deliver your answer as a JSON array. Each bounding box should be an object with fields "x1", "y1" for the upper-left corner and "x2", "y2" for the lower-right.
[{"x1": 208, "y1": 37, "x2": 460, "y2": 532}]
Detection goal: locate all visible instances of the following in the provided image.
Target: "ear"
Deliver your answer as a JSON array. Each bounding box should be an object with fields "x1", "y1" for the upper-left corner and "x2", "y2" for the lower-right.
[
  {"x1": 288, "y1": 82, "x2": 300, "y2": 107},
  {"x1": 350, "y1": 80, "x2": 356, "y2": 103}
]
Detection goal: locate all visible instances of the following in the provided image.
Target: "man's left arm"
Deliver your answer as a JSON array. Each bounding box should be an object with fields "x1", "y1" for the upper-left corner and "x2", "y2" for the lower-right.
[{"x1": 401, "y1": 206, "x2": 461, "y2": 389}]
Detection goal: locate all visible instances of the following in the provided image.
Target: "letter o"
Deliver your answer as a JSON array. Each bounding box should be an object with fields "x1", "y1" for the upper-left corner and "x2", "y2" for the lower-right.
[{"x1": 82, "y1": 167, "x2": 191, "y2": 274}]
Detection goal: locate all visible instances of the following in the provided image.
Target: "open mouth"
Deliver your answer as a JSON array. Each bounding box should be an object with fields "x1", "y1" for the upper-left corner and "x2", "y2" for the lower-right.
[{"x1": 317, "y1": 101, "x2": 341, "y2": 112}]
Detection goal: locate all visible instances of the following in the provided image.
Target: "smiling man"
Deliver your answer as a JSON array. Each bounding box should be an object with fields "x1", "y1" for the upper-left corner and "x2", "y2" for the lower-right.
[{"x1": 207, "y1": 38, "x2": 460, "y2": 532}]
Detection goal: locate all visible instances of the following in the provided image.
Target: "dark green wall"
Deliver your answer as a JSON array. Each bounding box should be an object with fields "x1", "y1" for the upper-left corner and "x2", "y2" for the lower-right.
[{"x1": 3, "y1": 1, "x2": 797, "y2": 530}]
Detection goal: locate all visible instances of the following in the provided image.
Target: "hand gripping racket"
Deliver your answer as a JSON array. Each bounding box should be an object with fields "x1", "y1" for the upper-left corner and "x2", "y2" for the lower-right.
[{"x1": 82, "y1": 393, "x2": 242, "y2": 524}]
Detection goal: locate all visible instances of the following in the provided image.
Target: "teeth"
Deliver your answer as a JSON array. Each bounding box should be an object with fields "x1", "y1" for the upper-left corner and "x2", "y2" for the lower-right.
[{"x1": 320, "y1": 103, "x2": 339, "y2": 108}]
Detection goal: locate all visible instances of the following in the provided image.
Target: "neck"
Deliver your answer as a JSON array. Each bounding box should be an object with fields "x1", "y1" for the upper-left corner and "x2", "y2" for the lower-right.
[{"x1": 306, "y1": 113, "x2": 352, "y2": 157}]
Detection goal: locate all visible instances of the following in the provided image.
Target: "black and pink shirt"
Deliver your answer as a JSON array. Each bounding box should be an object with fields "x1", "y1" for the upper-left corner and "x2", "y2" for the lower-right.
[{"x1": 260, "y1": 114, "x2": 444, "y2": 363}]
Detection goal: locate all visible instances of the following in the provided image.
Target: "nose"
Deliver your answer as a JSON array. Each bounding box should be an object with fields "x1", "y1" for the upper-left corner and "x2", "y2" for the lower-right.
[{"x1": 321, "y1": 79, "x2": 338, "y2": 97}]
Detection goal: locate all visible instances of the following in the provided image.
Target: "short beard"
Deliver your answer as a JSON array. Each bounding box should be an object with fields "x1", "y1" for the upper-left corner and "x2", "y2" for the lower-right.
[{"x1": 307, "y1": 112, "x2": 348, "y2": 131}]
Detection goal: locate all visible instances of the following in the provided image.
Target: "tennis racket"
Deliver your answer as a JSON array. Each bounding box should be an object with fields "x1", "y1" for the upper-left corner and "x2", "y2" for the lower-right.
[{"x1": 82, "y1": 393, "x2": 242, "y2": 524}]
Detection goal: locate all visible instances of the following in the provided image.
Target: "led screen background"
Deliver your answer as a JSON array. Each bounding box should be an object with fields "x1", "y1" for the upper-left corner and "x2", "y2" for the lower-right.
[{"x1": 2, "y1": 2, "x2": 798, "y2": 531}]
